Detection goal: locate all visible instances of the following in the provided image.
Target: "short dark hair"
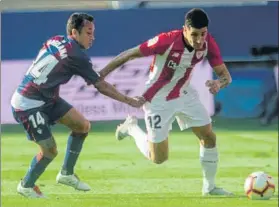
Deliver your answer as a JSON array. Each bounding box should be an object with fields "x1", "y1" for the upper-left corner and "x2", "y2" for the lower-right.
[
  {"x1": 66, "y1": 12, "x2": 94, "y2": 35},
  {"x1": 185, "y1": 8, "x2": 209, "y2": 29}
]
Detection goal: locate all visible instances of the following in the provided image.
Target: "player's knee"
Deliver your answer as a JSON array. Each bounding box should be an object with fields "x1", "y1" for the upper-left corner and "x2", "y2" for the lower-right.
[
  {"x1": 201, "y1": 130, "x2": 216, "y2": 148},
  {"x1": 74, "y1": 120, "x2": 91, "y2": 133},
  {"x1": 37, "y1": 137, "x2": 58, "y2": 159},
  {"x1": 83, "y1": 120, "x2": 91, "y2": 133},
  {"x1": 41, "y1": 147, "x2": 58, "y2": 159}
]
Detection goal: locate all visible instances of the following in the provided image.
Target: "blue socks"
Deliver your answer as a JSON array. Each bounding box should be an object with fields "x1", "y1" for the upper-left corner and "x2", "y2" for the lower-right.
[
  {"x1": 22, "y1": 132, "x2": 87, "y2": 187},
  {"x1": 61, "y1": 132, "x2": 87, "y2": 175},
  {"x1": 22, "y1": 153, "x2": 53, "y2": 188}
]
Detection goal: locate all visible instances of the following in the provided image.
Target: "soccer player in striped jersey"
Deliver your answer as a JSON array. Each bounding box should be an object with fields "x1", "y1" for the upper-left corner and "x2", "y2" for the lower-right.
[{"x1": 100, "y1": 8, "x2": 233, "y2": 196}]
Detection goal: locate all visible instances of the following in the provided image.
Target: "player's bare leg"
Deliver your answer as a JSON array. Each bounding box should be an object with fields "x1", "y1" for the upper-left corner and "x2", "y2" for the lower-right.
[
  {"x1": 56, "y1": 108, "x2": 91, "y2": 191},
  {"x1": 116, "y1": 115, "x2": 168, "y2": 164},
  {"x1": 192, "y1": 124, "x2": 233, "y2": 196},
  {"x1": 17, "y1": 137, "x2": 57, "y2": 198},
  {"x1": 148, "y1": 140, "x2": 168, "y2": 164}
]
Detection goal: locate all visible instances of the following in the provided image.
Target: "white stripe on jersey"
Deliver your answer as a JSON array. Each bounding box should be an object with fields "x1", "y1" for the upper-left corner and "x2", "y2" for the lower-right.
[
  {"x1": 145, "y1": 43, "x2": 174, "y2": 88},
  {"x1": 11, "y1": 91, "x2": 45, "y2": 111},
  {"x1": 144, "y1": 42, "x2": 208, "y2": 102}
]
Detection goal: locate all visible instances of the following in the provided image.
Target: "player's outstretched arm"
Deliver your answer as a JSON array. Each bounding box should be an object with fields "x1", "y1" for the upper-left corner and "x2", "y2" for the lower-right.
[
  {"x1": 206, "y1": 34, "x2": 232, "y2": 92},
  {"x1": 205, "y1": 64, "x2": 232, "y2": 94},
  {"x1": 99, "y1": 46, "x2": 144, "y2": 78},
  {"x1": 94, "y1": 79, "x2": 145, "y2": 108},
  {"x1": 213, "y1": 63, "x2": 232, "y2": 88}
]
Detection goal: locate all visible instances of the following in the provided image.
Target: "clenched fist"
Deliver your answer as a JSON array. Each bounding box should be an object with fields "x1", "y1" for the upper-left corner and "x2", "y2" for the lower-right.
[{"x1": 205, "y1": 80, "x2": 221, "y2": 94}]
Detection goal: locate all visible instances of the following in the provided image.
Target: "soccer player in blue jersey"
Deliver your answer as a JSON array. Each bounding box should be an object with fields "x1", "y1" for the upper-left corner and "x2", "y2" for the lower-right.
[{"x1": 11, "y1": 12, "x2": 145, "y2": 198}]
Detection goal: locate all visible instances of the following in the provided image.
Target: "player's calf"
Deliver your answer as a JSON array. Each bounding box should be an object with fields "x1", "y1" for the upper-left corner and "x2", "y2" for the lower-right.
[
  {"x1": 54, "y1": 109, "x2": 91, "y2": 190},
  {"x1": 192, "y1": 124, "x2": 233, "y2": 196},
  {"x1": 20, "y1": 137, "x2": 57, "y2": 189},
  {"x1": 57, "y1": 109, "x2": 90, "y2": 181},
  {"x1": 61, "y1": 132, "x2": 88, "y2": 175},
  {"x1": 21, "y1": 151, "x2": 55, "y2": 189},
  {"x1": 149, "y1": 139, "x2": 169, "y2": 164}
]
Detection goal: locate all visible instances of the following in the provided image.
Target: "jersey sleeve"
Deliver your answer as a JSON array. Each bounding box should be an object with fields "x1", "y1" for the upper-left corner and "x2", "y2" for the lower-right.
[
  {"x1": 206, "y1": 34, "x2": 224, "y2": 67},
  {"x1": 139, "y1": 32, "x2": 173, "y2": 56},
  {"x1": 69, "y1": 56, "x2": 100, "y2": 85}
]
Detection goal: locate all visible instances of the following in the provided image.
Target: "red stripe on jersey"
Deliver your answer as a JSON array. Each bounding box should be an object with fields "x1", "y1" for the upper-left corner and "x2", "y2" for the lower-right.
[
  {"x1": 20, "y1": 82, "x2": 38, "y2": 95},
  {"x1": 143, "y1": 48, "x2": 184, "y2": 102},
  {"x1": 166, "y1": 67, "x2": 193, "y2": 101},
  {"x1": 166, "y1": 50, "x2": 204, "y2": 101},
  {"x1": 143, "y1": 67, "x2": 173, "y2": 102}
]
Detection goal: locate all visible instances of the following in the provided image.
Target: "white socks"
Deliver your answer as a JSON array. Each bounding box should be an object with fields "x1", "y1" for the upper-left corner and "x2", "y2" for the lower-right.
[
  {"x1": 200, "y1": 146, "x2": 218, "y2": 193},
  {"x1": 128, "y1": 124, "x2": 150, "y2": 159},
  {"x1": 127, "y1": 123, "x2": 218, "y2": 193}
]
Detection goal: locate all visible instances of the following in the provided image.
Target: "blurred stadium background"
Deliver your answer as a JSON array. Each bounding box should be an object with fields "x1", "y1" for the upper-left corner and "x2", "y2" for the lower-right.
[{"x1": 1, "y1": 1, "x2": 278, "y2": 207}]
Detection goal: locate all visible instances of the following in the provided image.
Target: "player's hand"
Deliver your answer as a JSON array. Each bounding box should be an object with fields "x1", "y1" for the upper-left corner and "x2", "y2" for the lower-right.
[
  {"x1": 98, "y1": 71, "x2": 106, "y2": 80},
  {"x1": 205, "y1": 80, "x2": 221, "y2": 94},
  {"x1": 127, "y1": 96, "x2": 146, "y2": 108}
]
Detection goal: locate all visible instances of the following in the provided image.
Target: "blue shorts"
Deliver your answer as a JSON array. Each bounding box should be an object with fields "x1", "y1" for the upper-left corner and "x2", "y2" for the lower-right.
[{"x1": 12, "y1": 97, "x2": 73, "y2": 142}]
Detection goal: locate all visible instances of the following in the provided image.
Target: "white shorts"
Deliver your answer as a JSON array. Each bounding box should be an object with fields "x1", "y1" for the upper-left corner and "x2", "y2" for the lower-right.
[{"x1": 143, "y1": 88, "x2": 211, "y2": 143}]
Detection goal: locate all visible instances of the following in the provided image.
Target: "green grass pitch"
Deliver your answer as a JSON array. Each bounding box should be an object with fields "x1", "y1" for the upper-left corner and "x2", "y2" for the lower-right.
[{"x1": 1, "y1": 118, "x2": 278, "y2": 207}]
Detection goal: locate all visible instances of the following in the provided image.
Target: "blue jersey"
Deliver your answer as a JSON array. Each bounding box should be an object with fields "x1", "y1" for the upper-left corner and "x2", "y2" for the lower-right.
[{"x1": 11, "y1": 35, "x2": 100, "y2": 110}]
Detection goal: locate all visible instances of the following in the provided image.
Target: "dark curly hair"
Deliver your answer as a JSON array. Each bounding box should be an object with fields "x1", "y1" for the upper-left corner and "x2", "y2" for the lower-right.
[
  {"x1": 185, "y1": 8, "x2": 209, "y2": 29},
  {"x1": 66, "y1": 12, "x2": 94, "y2": 35}
]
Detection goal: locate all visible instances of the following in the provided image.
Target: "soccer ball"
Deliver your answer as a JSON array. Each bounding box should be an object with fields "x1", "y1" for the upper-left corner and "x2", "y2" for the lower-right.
[{"x1": 244, "y1": 171, "x2": 275, "y2": 200}]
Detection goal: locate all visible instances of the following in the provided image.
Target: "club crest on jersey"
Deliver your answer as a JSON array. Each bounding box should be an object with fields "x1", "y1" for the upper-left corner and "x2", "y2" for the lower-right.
[
  {"x1": 167, "y1": 60, "x2": 178, "y2": 70},
  {"x1": 172, "y1": 52, "x2": 180, "y2": 58},
  {"x1": 196, "y1": 51, "x2": 204, "y2": 59}
]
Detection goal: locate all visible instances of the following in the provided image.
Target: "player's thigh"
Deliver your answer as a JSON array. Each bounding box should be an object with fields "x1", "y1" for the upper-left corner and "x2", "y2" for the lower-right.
[
  {"x1": 176, "y1": 96, "x2": 211, "y2": 130},
  {"x1": 56, "y1": 106, "x2": 90, "y2": 133},
  {"x1": 144, "y1": 103, "x2": 174, "y2": 143},
  {"x1": 143, "y1": 103, "x2": 175, "y2": 162},
  {"x1": 12, "y1": 107, "x2": 53, "y2": 143},
  {"x1": 48, "y1": 97, "x2": 73, "y2": 124}
]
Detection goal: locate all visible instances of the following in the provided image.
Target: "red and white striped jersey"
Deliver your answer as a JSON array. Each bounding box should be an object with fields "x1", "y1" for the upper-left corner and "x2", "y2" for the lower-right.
[{"x1": 139, "y1": 29, "x2": 223, "y2": 102}]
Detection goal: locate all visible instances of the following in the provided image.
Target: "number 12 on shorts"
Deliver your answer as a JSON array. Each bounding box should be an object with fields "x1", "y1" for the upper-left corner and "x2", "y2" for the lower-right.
[
  {"x1": 147, "y1": 115, "x2": 162, "y2": 129},
  {"x1": 28, "y1": 112, "x2": 45, "y2": 128}
]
